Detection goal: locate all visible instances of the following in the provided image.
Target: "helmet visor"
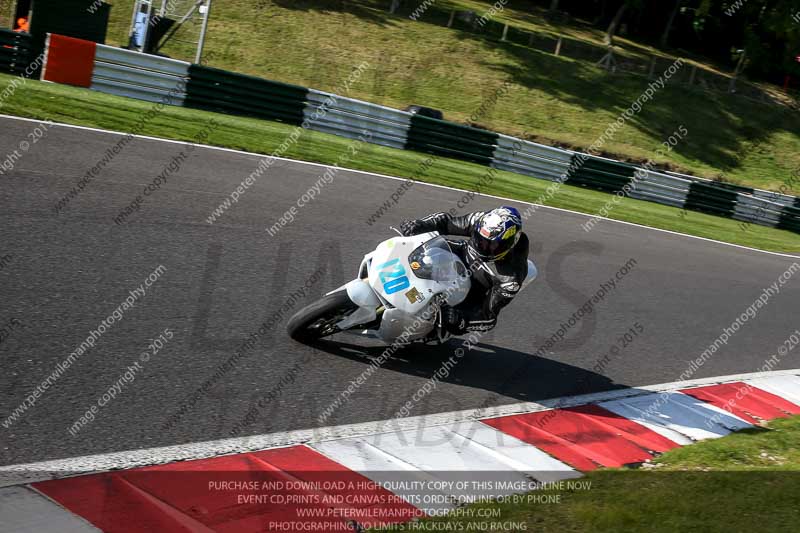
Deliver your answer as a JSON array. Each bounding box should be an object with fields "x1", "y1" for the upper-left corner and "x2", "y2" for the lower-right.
[{"x1": 472, "y1": 234, "x2": 514, "y2": 260}]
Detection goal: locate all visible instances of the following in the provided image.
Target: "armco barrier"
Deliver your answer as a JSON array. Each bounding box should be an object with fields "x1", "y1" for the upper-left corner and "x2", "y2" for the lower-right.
[
  {"x1": 405, "y1": 114, "x2": 499, "y2": 165},
  {"x1": 304, "y1": 89, "x2": 411, "y2": 150},
  {"x1": 778, "y1": 204, "x2": 800, "y2": 232},
  {"x1": 628, "y1": 170, "x2": 691, "y2": 208},
  {"x1": 92, "y1": 44, "x2": 189, "y2": 104},
  {"x1": 0, "y1": 29, "x2": 33, "y2": 76},
  {"x1": 41, "y1": 36, "x2": 189, "y2": 103},
  {"x1": 733, "y1": 195, "x2": 783, "y2": 226},
  {"x1": 685, "y1": 181, "x2": 739, "y2": 218},
  {"x1": 568, "y1": 155, "x2": 636, "y2": 195},
  {"x1": 38, "y1": 34, "x2": 800, "y2": 234},
  {"x1": 185, "y1": 64, "x2": 307, "y2": 125},
  {"x1": 491, "y1": 135, "x2": 573, "y2": 182}
]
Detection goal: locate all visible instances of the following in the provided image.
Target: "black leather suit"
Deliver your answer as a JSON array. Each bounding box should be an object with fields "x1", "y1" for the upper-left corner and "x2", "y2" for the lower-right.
[{"x1": 405, "y1": 212, "x2": 530, "y2": 333}]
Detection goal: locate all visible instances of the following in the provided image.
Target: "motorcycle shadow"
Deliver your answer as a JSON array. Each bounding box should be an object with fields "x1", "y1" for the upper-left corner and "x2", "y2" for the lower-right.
[{"x1": 307, "y1": 336, "x2": 626, "y2": 403}]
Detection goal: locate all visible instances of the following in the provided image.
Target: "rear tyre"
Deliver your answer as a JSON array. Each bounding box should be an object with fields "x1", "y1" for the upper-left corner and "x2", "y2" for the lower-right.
[{"x1": 286, "y1": 290, "x2": 360, "y2": 342}]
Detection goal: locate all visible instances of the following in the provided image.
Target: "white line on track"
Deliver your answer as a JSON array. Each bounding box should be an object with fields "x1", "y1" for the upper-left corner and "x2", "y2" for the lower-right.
[
  {"x1": 1, "y1": 369, "x2": 797, "y2": 487},
  {"x1": 1, "y1": 114, "x2": 798, "y2": 259}
]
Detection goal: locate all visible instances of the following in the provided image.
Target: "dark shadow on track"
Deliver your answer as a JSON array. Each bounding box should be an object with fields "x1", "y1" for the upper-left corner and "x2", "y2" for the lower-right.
[{"x1": 306, "y1": 336, "x2": 626, "y2": 402}]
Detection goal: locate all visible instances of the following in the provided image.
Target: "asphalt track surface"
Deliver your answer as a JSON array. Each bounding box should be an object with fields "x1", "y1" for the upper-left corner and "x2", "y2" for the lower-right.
[{"x1": 1, "y1": 116, "x2": 798, "y2": 466}]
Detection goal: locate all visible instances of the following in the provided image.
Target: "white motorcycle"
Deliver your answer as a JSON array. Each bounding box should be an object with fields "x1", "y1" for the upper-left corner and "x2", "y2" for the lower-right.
[{"x1": 287, "y1": 231, "x2": 537, "y2": 344}]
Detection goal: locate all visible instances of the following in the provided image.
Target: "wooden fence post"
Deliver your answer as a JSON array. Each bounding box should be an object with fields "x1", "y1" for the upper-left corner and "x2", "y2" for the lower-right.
[{"x1": 729, "y1": 50, "x2": 746, "y2": 93}]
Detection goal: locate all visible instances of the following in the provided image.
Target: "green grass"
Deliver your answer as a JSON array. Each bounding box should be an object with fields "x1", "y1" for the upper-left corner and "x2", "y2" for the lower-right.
[
  {"x1": 85, "y1": 0, "x2": 800, "y2": 195},
  {"x1": 374, "y1": 416, "x2": 800, "y2": 532},
  {"x1": 3, "y1": 1, "x2": 798, "y2": 192},
  {"x1": 2, "y1": 72, "x2": 799, "y2": 253},
  {"x1": 649, "y1": 417, "x2": 800, "y2": 471}
]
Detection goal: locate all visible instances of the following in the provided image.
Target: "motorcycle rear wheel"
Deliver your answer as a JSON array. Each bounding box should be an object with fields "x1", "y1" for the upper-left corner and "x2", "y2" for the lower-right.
[{"x1": 286, "y1": 290, "x2": 360, "y2": 342}]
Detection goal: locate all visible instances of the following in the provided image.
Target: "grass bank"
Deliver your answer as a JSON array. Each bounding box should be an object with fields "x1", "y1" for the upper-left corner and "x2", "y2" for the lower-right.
[
  {"x1": 1, "y1": 73, "x2": 798, "y2": 253},
  {"x1": 375, "y1": 415, "x2": 800, "y2": 532},
  {"x1": 85, "y1": 0, "x2": 800, "y2": 195}
]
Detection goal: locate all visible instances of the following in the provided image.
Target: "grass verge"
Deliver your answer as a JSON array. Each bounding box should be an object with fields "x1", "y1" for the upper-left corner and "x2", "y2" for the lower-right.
[
  {"x1": 374, "y1": 415, "x2": 800, "y2": 532},
  {"x1": 2, "y1": 73, "x2": 799, "y2": 253},
  {"x1": 92, "y1": 0, "x2": 800, "y2": 194}
]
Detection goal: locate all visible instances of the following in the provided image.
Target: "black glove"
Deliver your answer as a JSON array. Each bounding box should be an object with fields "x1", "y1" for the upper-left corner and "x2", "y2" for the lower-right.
[
  {"x1": 400, "y1": 219, "x2": 424, "y2": 236},
  {"x1": 441, "y1": 305, "x2": 467, "y2": 335}
]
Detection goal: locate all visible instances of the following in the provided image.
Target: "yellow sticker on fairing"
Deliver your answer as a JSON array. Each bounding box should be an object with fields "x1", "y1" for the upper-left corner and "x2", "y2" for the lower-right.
[{"x1": 405, "y1": 287, "x2": 424, "y2": 303}]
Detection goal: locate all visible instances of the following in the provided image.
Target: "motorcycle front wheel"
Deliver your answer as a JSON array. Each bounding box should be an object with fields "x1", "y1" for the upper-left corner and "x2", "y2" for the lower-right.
[{"x1": 286, "y1": 290, "x2": 360, "y2": 342}]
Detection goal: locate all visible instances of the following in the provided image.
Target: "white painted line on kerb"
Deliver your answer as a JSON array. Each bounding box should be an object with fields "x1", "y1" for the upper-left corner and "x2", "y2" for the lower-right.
[
  {"x1": 311, "y1": 421, "x2": 579, "y2": 511},
  {"x1": 1, "y1": 368, "x2": 797, "y2": 488},
  {"x1": 1, "y1": 114, "x2": 798, "y2": 260},
  {"x1": 747, "y1": 375, "x2": 800, "y2": 405},
  {"x1": 599, "y1": 391, "x2": 752, "y2": 443}
]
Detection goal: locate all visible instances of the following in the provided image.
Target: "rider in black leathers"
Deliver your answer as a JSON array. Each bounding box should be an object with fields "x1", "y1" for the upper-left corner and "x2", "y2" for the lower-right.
[{"x1": 400, "y1": 206, "x2": 530, "y2": 335}]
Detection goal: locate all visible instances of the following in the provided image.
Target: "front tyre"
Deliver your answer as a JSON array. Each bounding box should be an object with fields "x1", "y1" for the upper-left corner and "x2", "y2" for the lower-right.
[{"x1": 286, "y1": 290, "x2": 359, "y2": 342}]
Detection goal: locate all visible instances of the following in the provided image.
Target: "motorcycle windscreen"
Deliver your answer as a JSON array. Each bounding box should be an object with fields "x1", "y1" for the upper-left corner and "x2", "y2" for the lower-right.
[{"x1": 408, "y1": 237, "x2": 470, "y2": 306}]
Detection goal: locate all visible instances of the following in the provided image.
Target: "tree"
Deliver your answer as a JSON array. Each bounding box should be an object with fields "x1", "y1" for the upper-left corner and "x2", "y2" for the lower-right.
[
  {"x1": 604, "y1": 2, "x2": 629, "y2": 45},
  {"x1": 660, "y1": 0, "x2": 683, "y2": 48},
  {"x1": 592, "y1": 0, "x2": 608, "y2": 25},
  {"x1": 549, "y1": 0, "x2": 560, "y2": 14},
  {"x1": 605, "y1": 0, "x2": 646, "y2": 45}
]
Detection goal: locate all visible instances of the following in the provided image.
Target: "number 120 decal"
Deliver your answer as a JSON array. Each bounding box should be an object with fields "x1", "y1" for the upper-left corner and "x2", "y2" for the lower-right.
[{"x1": 377, "y1": 258, "x2": 410, "y2": 294}]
